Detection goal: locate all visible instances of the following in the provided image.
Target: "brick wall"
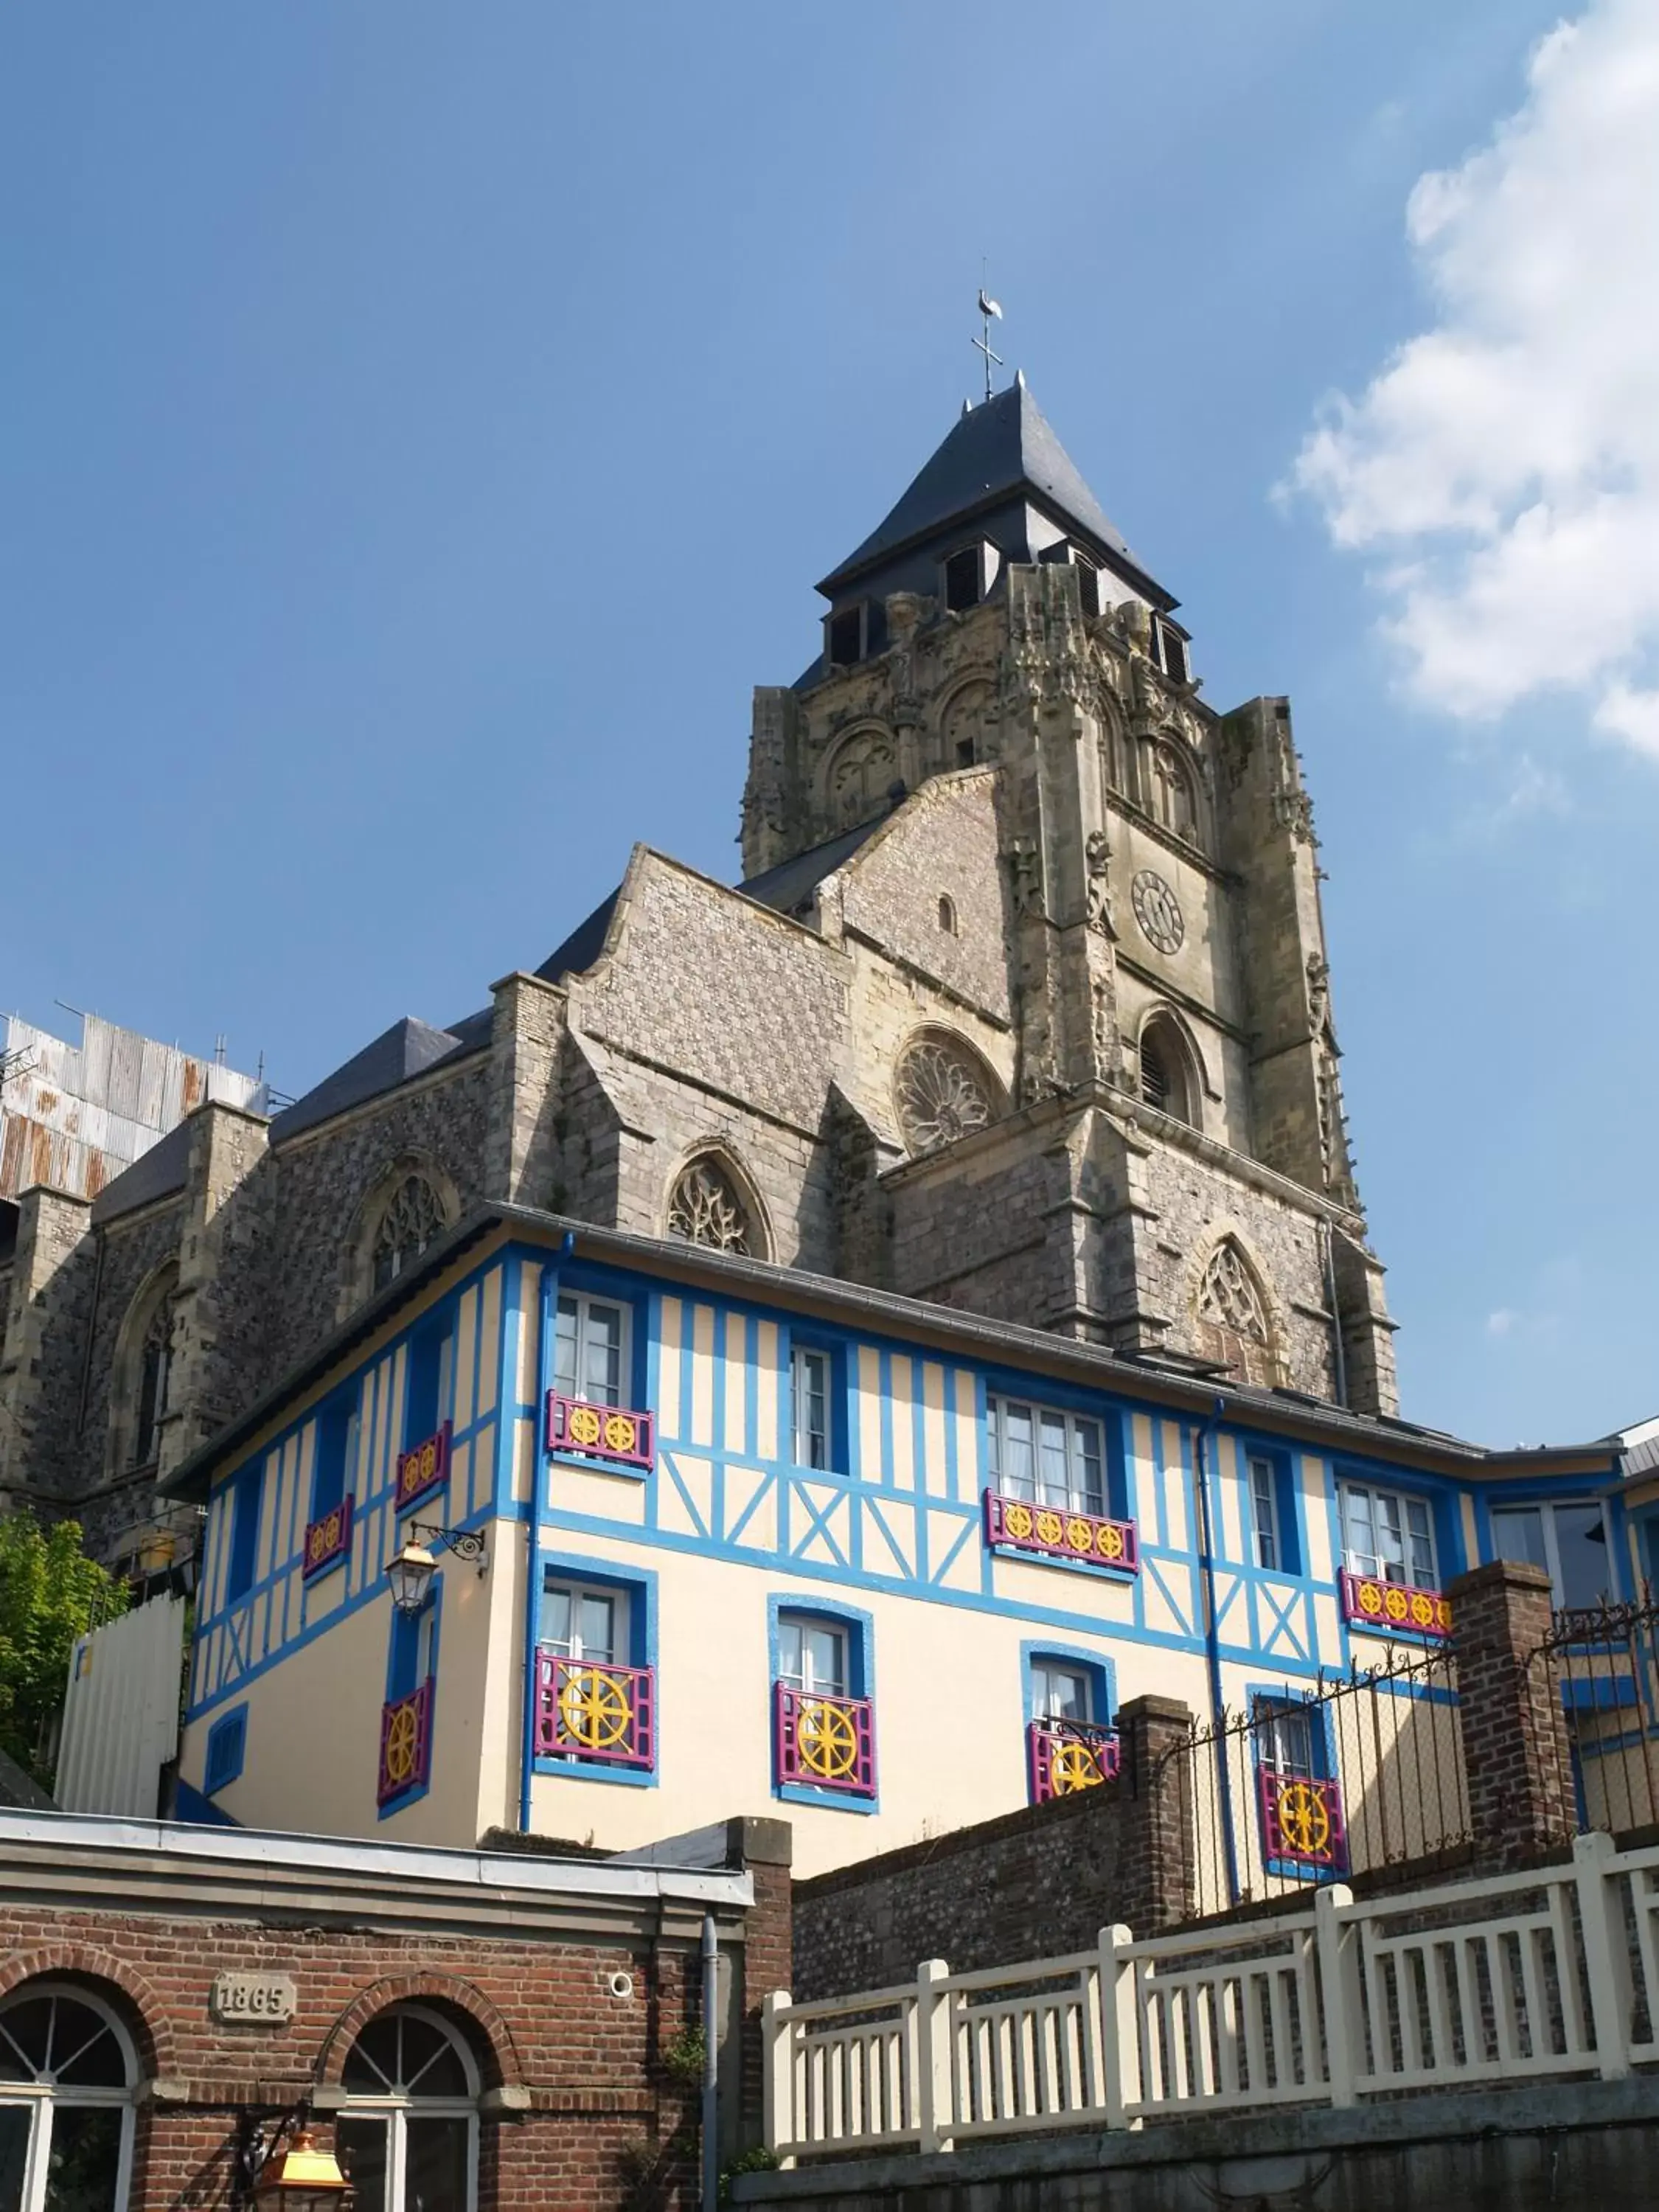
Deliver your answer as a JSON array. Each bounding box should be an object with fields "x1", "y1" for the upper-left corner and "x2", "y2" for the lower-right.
[{"x1": 0, "y1": 1816, "x2": 789, "y2": 2212}]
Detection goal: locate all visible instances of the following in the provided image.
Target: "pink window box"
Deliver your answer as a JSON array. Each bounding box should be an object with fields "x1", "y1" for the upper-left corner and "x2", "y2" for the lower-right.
[
  {"x1": 1028, "y1": 1718, "x2": 1121, "y2": 1806},
  {"x1": 545, "y1": 1393, "x2": 655, "y2": 1472},
  {"x1": 773, "y1": 1683, "x2": 877, "y2": 1798},
  {"x1": 534, "y1": 1649, "x2": 656, "y2": 1770},
  {"x1": 301, "y1": 1495, "x2": 353, "y2": 1580},
  {"x1": 377, "y1": 1680, "x2": 434, "y2": 1806},
  {"x1": 984, "y1": 1489, "x2": 1138, "y2": 1574},
  {"x1": 1258, "y1": 1766, "x2": 1348, "y2": 1874},
  {"x1": 394, "y1": 1422, "x2": 451, "y2": 1514},
  {"x1": 1340, "y1": 1570, "x2": 1450, "y2": 1639}
]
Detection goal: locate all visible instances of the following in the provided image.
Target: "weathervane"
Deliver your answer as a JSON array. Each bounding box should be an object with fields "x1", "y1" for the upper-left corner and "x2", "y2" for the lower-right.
[{"x1": 972, "y1": 285, "x2": 1004, "y2": 404}]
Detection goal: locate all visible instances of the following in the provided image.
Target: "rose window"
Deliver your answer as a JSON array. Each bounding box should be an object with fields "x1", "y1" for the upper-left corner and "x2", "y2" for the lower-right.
[{"x1": 894, "y1": 1037, "x2": 994, "y2": 1155}]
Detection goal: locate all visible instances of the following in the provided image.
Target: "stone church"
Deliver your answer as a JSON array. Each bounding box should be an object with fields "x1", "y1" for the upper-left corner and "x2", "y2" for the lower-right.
[{"x1": 0, "y1": 377, "x2": 1396, "y2": 1572}]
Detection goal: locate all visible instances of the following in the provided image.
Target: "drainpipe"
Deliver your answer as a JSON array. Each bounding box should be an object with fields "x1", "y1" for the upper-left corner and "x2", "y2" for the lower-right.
[
  {"x1": 1321, "y1": 1220, "x2": 1349, "y2": 1410},
  {"x1": 700, "y1": 1913, "x2": 720, "y2": 2212},
  {"x1": 1191, "y1": 1395, "x2": 1241, "y2": 1907},
  {"x1": 519, "y1": 1230, "x2": 575, "y2": 1833}
]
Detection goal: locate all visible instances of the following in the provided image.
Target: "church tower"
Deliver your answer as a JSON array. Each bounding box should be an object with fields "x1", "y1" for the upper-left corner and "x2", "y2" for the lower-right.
[{"x1": 741, "y1": 378, "x2": 1397, "y2": 1414}]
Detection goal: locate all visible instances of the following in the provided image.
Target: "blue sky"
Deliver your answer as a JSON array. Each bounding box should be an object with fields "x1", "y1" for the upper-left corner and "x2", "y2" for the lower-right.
[{"x1": 4, "y1": 2, "x2": 1655, "y2": 1448}]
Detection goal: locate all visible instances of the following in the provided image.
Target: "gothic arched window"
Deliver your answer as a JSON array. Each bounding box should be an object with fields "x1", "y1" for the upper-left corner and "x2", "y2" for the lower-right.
[
  {"x1": 894, "y1": 1032, "x2": 996, "y2": 1156},
  {"x1": 1150, "y1": 741, "x2": 1199, "y2": 845},
  {"x1": 826, "y1": 728, "x2": 897, "y2": 823},
  {"x1": 1194, "y1": 1238, "x2": 1279, "y2": 1385},
  {"x1": 133, "y1": 1295, "x2": 175, "y2": 1470},
  {"x1": 335, "y1": 2005, "x2": 479, "y2": 2212},
  {"x1": 372, "y1": 1175, "x2": 447, "y2": 1293},
  {"x1": 667, "y1": 1157, "x2": 757, "y2": 1256},
  {"x1": 0, "y1": 1982, "x2": 139, "y2": 2212},
  {"x1": 1138, "y1": 1011, "x2": 1199, "y2": 1129}
]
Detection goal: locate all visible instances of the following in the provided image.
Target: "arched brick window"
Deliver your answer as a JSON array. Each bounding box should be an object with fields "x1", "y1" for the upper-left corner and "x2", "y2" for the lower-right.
[
  {"x1": 0, "y1": 1981, "x2": 139, "y2": 2212},
  {"x1": 894, "y1": 1031, "x2": 998, "y2": 1156},
  {"x1": 110, "y1": 1265, "x2": 179, "y2": 1475},
  {"x1": 335, "y1": 2004, "x2": 479, "y2": 2212},
  {"x1": 1138, "y1": 1009, "x2": 1201, "y2": 1130},
  {"x1": 1150, "y1": 740, "x2": 1200, "y2": 846}
]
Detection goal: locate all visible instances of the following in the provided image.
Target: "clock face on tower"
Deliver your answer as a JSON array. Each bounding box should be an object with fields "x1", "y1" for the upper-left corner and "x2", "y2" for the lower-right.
[{"x1": 1131, "y1": 869, "x2": 1184, "y2": 955}]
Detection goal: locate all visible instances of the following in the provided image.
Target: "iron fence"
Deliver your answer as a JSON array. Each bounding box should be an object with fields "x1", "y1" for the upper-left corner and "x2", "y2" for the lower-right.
[
  {"x1": 1526, "y1": 1594, "x2": 1659, "y2": 1840},
  {"x1": 1169, "y1": 1643, "x2": 1470, "y2": 1916}
]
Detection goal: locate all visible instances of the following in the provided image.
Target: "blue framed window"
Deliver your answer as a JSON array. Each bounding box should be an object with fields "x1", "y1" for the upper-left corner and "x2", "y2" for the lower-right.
[
  {"x1": 405, "y1": 1314, "x2": 453, "y2": 1445},
  {"x1": 311, "y1": 1391, "x2": 358, "y2": 1522},
  {"x1": 768, "y1": 1595, "x2": 877, "y2": 1812},
  {"x1": 534, "y1": 1557, "x2": 658, "y2": 1784},
  {"x1": 1251, "y1": 1681, "x2": 1347, "y2": 1879},
  {"x1": 554, "y1": 1290, "x2": 631, "y2": 1407},
  {"x1": 1245, "y1": 1449, "x2": 1300, "y2": 1575},
  {"x1": 204, "y1": 1704, "x2": 248, "y2": 1795},
  {"x1": 788, "y1": 1338, "x2": 849, "y2": 1473},
  {"x1": 388, "y1": 1593, "x2": 439, "y2": 1701},
  {"x1": 1021, "y1": 1644, "x2": 1115, "y2": 1729},
  {"x1": 224, "y1": 1464, "x2": 263, "y2": 1604}
]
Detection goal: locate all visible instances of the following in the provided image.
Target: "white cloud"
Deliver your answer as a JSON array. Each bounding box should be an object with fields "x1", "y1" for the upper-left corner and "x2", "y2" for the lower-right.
[
  {"x1": 1287, "y1": 1, "x2": 1659, "y2": 750},
  {"x1": 1486, "y1": 1308, "x2": 1520, "y2": 1339}
]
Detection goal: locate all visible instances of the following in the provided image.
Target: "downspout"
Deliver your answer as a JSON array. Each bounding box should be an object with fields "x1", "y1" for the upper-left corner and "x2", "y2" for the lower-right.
[
  {"x1": 1321, "y1": 1220, "x2": 1349, "y2": 1410},
  {"x1": 1192, "y1": 1394, "x2": 1240, "y2": 1907},
  {"x1": 519, "y1": 1230, "x2": 574, "y2": 1833},
  {"x1": 700, "y1": 1913, "x2": 720, "y2": 2212}
]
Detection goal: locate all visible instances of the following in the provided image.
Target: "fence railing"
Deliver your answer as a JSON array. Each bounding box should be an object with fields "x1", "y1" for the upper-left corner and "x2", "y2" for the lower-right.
[
  {"x1": 1527, "y1": 1595, "x2": 1659, "y2": 1840},
  {"x1": 1172, "y1": 1641, "x2": 1470, "y2": 1917},
  {"x1": 763, "y1": 1830, "x2": 1655, "y2": 2161}
]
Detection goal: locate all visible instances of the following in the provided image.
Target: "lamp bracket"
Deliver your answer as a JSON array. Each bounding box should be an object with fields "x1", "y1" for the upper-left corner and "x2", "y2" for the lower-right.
[{"x1": 408, "y1": 1522, "x2": 488, "y2": 1570}]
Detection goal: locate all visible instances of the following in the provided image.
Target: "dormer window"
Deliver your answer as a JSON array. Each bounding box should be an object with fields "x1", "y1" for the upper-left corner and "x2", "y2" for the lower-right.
[
  {"x1": 826, "y1": 599, "x2": 887, "y2": 668},
  {"x1": 1151, "y1": 616, "x2": 1190, "y2": 685},
  {"x1": 943, "y1": 544, "x2": 992, "y2": 613}
]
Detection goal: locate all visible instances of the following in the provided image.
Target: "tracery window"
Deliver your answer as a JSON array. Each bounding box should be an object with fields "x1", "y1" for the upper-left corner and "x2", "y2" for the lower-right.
[
  {"x1": 1194, "y1": 1238, "x2": 1279, "y2": 1385},
  {"x1": 372, "y1": 1175, "x2": 447, "y2": 1293},
  {"x1": 335, "y1": 2006, "x2": 479, "y2": 2212},
  {"x1": 827, "y1": 729, "x2": 897, "y2": 821},
  {"x1": 1150, "y1": 741, "x2": 1199, "y2": 844},
  {"x1": 667, "y1": 1158, "x2": 754, "y2": 1256},
  {"x1": 133, "y1": 1295, "x2": 175, "y2": 1469},
  {"x1": 894, "y1": 1034, "x2": 995, "y2": 1156},
  {"x1": 0, "y1": 1983, "x2": 137, "y2": 2212}
]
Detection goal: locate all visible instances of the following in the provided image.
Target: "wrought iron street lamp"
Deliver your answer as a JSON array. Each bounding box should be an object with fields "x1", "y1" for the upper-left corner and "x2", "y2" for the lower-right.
[{"x1": 384, "y1": 1523, "x2": 487, "y2": 1613}]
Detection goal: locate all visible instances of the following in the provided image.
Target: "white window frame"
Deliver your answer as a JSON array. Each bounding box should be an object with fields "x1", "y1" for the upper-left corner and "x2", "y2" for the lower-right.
[
  {"x1": 1338, "y1": 1480, "x2": 1439, "y2": 1590},
  {"x1": 987, "y1": 1394, "x2": 1107, "y2": 1517},
  {"x1": 541, "y1": 1579, "x2": 630, "y2": 1667},
  {"x1": 1248, "y1": 1455, "x2": 1281, "y2": 1572},
  {"x1": 1490, "y1": 1499, "x2": 1614, "y2": 1611},
  {"x1": 554, "y1": 1292, "x2": 630, "y2": 1410},
  {"x1": 791, "y1": 1345, "x2": 832, "y2": 1471},
  {"x1": 1254, "y1": 1697, "x2": 1318, "y2": 1780},
  {"x1": 1031, "y1": 1660, "x2": 1094, "y2": 1725},
  {"x1": 337, "y1": 2004, "x2": 479, "y2": 2212},
  {"x1": 778, "y1": 1614, "x2": 849, "y2": 1700},
  {"x1": 0, "y1": 1983, "x2": 137, "y2": 2212}
]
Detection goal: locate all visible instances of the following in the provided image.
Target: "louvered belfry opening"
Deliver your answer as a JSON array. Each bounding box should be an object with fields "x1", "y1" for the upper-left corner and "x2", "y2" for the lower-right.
[{"x1": 1140, "y1": 1032, "x2": 1172, "y2": 1115}]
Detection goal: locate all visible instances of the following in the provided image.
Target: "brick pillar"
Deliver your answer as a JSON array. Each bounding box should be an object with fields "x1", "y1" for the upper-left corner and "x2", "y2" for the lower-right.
[
  {"x1": 1114, "y1": 1693, "x2": 1195, "y2": 1934},
  {"x1": 1448, "y1": 1558, "x2": 1573, "y2": 1863},
  {"x1": 728, "y1": 1815, "x2": 792, "y2": 2153}
]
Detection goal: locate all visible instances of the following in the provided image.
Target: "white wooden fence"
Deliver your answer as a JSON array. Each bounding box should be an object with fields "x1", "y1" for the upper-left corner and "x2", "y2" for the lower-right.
[{"x1": 764, "y1": 1830, "x2": 1655, "y2": 2161}]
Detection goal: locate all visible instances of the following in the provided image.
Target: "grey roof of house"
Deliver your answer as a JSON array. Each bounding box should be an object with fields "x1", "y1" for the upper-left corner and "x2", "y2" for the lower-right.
[
  {"x1": 270, "y1": 1017, "x2": 483, "y2": 1146},
  {"x1": 737, "y1": 818, "x2": 887, "y2": 918},
  {"x1": 820, "y1": 380, "x2": 1153, "y2": 594},
  {"x1": 91, "y1": 1119, "x2": 193, "y2": 1225},
  {"x1": 535, "y1": 890, "x2": 619, "y2": 985}
]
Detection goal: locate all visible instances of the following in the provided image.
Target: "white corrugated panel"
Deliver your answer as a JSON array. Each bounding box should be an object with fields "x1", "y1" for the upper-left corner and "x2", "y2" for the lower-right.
[{"x1": 55, "y1": 1596, "x2": 186, "y2": 1818}]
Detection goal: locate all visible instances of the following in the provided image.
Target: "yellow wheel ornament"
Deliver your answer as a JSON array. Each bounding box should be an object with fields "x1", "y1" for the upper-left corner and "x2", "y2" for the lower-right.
[
  {"x1": 1003, "y1": 1503, "x2": 1033, "y2": 1540},
  {"x1": 568, "y1": 1403, "x2": 603, "y2": 1448},
  {"x1": 797, "y1": 1698, "x2": 859, "y2": 1781},
  {"x1": 560, "y1": 1666, "x2": 633, "y2": 1750},
  {"x1": 383, "y1": 1703, "x2": 420, "y2": 1787},
  {"x1": 1049, "y1": 1740, "x2": 1104, "y2": 1795},
  {"x1": 1276, "y1": 1781, "x2": 1331, "y2": 1857},
  {"x1": 602, "y1": 1411, "x2": 639, "y2": 1455},
  {"x1": 1099, "y1": 1523, "x2": 1125, "y2": 1562}
]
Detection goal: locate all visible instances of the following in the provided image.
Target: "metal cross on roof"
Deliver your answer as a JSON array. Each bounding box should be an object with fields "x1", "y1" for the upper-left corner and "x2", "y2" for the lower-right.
[{"x1": 972, "y1": 286, "x2": 1004, "y2": 405}]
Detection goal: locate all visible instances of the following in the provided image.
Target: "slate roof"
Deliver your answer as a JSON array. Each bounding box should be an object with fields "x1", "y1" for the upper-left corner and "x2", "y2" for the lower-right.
[
  {"x1": 819, "y1": 380, "x2": 1153, "y2": 594},
  {"x1": 91, "y1": 1118, "x2": 193, "y2": 1225},
  {"x1": 535, "y1": 891, "x2": 619, "y2": 985},
  {"x1": 269, "y1": 1017, "x2": 482, "y2": 1146},
  {"x1": 737, "y1": 818, "x2": 887, "y2": 919}
]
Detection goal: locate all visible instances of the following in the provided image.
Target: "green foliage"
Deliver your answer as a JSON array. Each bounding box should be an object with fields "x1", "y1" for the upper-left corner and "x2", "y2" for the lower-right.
[
  {"x1": 658, "y1": 2025, "x2": 706, "y2": 2091},
  {"x1": 720, "y1": 2144, "x2": 779, "y2": 2202},
  {"x1": 0, "y1": 1512, "x2": 125, "y2": 1784}
]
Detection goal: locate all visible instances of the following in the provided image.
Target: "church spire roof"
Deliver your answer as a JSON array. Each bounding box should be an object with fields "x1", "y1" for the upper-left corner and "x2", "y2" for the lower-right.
[{"x1": 818, "y1": 378, "x2": 1162, "y2": 601}]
